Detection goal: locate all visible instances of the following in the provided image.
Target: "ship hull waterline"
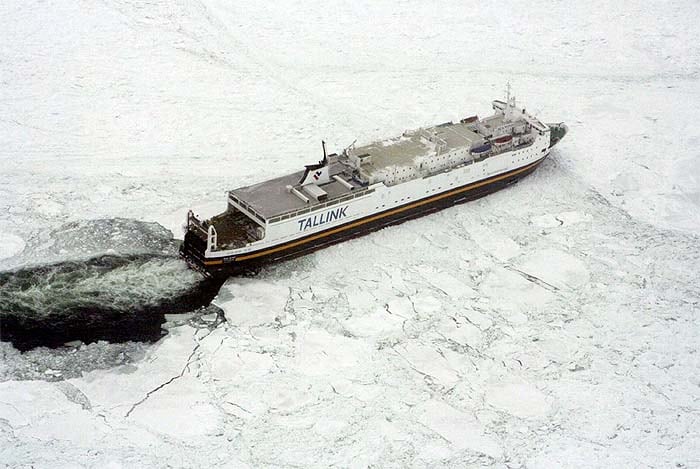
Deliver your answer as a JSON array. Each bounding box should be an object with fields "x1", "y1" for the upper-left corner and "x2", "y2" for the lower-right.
[{"x1": 180, "y1": 155, "x2": 548, "y2": 278}]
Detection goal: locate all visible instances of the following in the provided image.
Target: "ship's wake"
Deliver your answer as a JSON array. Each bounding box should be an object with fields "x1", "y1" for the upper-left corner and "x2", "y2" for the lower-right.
[
  {"x1": 0, "y1": 219, "x2": 225, "y2": 351},
  {"x1": 0, "y1": 254, "x2": 225, "y2": 351}
]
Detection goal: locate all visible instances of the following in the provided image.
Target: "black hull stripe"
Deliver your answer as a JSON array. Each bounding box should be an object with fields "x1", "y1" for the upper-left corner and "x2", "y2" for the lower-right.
[{"x1": 203, "y1": 156, "x2": 546, "y2": 265}]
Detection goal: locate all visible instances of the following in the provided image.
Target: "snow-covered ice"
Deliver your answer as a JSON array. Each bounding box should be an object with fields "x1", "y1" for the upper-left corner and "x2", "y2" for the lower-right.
[
  {"x1": 1, "y1": 0, "x2": 699, "y2": 467},
  {"x1": 0, "y1": 233, "x2": 24, "y2": 260}
]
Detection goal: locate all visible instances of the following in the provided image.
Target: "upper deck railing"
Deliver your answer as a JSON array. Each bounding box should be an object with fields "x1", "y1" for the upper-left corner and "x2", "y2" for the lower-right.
[
  {"x1": 227, "y1": 195, "x2": 266, "y2": 225},
  {"x1": 266, "y1": 187, "x2": 375, "y2": 224}
]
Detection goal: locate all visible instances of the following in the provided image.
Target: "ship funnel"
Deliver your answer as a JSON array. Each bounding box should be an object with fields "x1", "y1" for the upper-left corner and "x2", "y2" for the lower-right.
[{"x1": 299, "y1": 140, "x2": 331, "y2": 186}]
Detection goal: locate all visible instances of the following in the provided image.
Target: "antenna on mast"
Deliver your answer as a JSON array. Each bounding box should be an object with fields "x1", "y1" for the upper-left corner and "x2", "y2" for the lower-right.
[
  {"x1": 504, "y1": 81, "x2": 515, "y2": 120},
  {"x1": 341, "y1": 139, "x2": 357, "y2": 158}
]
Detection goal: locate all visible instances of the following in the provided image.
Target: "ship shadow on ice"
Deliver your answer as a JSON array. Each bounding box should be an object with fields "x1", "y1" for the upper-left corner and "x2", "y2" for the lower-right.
[{"x1": 0, "y1": 219, "x2": 227, "y2": 351}]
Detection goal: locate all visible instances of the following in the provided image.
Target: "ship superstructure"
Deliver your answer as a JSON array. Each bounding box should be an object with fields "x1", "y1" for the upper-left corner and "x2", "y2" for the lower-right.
[{"x1": 181, "y1": 89, "x2": 567, "y2": 277}]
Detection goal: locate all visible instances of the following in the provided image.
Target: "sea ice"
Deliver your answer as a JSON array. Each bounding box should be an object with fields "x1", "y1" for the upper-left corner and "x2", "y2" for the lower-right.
[{"x1": 0, "y1": 233, "x2": 24, "y2": 259}]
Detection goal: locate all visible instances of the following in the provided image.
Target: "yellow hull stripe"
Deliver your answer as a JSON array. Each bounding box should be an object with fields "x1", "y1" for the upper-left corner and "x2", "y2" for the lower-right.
[{"x1": 204, "y1": 157, "x2": 544, "y2": 265}]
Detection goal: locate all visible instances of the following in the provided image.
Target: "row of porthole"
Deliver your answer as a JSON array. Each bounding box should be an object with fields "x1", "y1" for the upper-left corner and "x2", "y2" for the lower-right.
[
  {"x1": 381, "y1": 152, "x2": 524, "y2": 208},
  {"x1": 424, "y1": 185, "x2": 445, "y2": 195},
  {"x1": 511, "y1": 148, "x2": 534, "y2": 164},
  {"x1": 374, "y1": 189, "x2": 431, "y2": 210},
  {"x1": 374, "y1": 175, "x2": 467, "y2": 211}
]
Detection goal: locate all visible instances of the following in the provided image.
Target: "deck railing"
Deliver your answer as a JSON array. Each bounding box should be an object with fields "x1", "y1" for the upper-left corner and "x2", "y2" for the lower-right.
[
  {"x1": 187, "y1": 210, "x2": 218, "y2": 252},
  {"x1": 267, "y1": 188, "x2": 375, "y2": 224},
  {"x1": 207, "y1": 225, "x2": 218, "y2": 252},
  {"x1": 187, "y1": 210, "x2": 208, "y2": 235}
]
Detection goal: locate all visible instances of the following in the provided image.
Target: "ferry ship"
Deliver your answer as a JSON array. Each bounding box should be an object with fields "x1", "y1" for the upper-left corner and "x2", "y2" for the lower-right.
[{"x1": 181, "y1": 89, "x2": 567, "y2": 277}]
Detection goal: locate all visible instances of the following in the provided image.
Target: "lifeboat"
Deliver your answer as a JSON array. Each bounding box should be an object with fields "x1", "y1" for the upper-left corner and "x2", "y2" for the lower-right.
[
  {"x1": 460, "y1": 115, "x2": 479, "y2": 124},
  {"x1": 471, "y1": 143, "x2": 491, "y2": 155},
  {"x1": 493, "y1": 134, "x2": 513, "y2": 146}
]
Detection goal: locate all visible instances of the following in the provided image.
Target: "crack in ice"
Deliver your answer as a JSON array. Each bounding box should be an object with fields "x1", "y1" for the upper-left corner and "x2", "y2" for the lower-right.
[{"x1": 124, "y1": 327, "x2": 217, "y2": 418}]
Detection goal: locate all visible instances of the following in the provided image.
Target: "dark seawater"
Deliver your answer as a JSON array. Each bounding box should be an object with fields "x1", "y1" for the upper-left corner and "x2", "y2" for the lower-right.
[{"x1": 0, "y1": 219, "x2": 226, "y2": 351}]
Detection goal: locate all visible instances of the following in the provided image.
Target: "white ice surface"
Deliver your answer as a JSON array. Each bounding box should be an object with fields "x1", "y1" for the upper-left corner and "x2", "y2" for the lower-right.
[
  {"x1": 1, "y1": 1, "x2": 699, "y2": 468},
  {"x1": 0, "y1": 233, "x2": 24, "y2": 260}
]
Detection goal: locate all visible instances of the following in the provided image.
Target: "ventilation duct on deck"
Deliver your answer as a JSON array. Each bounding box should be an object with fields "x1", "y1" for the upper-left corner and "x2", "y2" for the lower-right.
[{"x1": 302, "y1": 183, "x2": 328, "y2": 202}]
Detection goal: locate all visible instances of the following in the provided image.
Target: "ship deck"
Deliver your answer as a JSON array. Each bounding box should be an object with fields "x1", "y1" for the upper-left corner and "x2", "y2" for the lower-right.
[
  {"x1": 351, "y1": 121, "x2": 483, "y2": 178},
  {"x1": 229, "y1": 158, "x2": 364, "y2": 221},
  {"x1": 226, "y1": 117, "x2": 525, "y2": 223}
]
